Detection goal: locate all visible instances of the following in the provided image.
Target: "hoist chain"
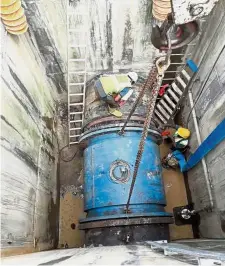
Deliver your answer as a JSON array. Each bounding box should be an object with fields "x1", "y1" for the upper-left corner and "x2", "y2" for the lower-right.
[
  {"x1": 125, "y1": 56, "x2": 170, "y2": 213},
  {"x1": 118, "y1": 64, "x2": 158, "y2": 135}
]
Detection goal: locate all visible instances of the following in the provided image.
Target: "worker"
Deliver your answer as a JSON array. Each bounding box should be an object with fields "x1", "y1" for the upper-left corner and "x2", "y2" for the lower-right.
[
  {"x1": 162, "y1": 150, "x2": 187, "y2": 170},
  {"x1": 161, "y1": 125, "x2": 191, "y2": 170},
  {"x1": 95, "y1": 72, "x2": 138, "y2": 117},
  {"x1": 162, "y1": 125, "x2": 191, "y2": 151}
]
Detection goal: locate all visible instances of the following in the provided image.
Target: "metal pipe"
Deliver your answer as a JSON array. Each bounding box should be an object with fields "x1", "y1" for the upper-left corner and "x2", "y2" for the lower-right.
[{"x1": 188, "y1": 90, "x2": 214, "y2": 210}]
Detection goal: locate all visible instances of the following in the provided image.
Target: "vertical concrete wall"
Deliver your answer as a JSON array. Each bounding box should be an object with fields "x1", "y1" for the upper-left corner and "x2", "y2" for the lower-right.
[
  {"x1": 181, "y1": 0, "x2": 225, "y2": 238},
  {"x1": 69, "y1": 0, "x2": 160, "y2": 77},
  {"x1": 1, "y1": 0, "x2": 67, "y2": 254}
]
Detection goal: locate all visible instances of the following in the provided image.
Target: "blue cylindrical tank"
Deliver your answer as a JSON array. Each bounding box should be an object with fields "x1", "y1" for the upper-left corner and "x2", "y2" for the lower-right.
[
  {"x1": 79, "y1": 80, "x2": 173, "y2": 245},
  {"x1": 79, "y1": 127, "x2": 172, "y2": 223}
]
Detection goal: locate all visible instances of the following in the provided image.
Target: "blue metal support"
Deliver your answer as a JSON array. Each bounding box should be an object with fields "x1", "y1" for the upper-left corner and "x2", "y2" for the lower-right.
[{"x1": 182, "y1": 119, "x2": 225, "y2": 172}]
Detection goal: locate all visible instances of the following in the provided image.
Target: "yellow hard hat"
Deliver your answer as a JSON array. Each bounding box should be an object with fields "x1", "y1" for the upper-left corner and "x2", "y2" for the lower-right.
[{"x1": 177, "y1": 127, "x2": 191, "y2": 139}]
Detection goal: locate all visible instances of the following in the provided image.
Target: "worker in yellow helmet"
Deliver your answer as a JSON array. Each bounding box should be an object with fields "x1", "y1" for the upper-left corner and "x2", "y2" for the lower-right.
[
  {"x1": 162, "y1": 124, "x2": 191, "y2": 150},
  {"x1": 161, "y1": 125, "x2": 191, "y2": 170},
  {"x1": 173, "y1": 126, "x2": 191, "y2": 150},
  {"x1": 95, "y1": 72, "x2": 138, "y2": 117}
]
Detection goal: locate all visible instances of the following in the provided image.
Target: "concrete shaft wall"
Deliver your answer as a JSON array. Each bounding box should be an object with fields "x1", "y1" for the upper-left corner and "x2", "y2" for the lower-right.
[
  {"x1": 1, "y1": 0, "x2": 67, "y2": 254},
  {"x1": 70, "y1": 0, "x2": 160, "y2": 77},
  {"x1": 181, "y1": 0, "x2": 225, "y2": 238}
]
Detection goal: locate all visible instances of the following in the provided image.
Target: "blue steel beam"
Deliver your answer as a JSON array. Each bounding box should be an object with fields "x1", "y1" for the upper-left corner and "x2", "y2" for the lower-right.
[{"x1": 182, "y1": 118, "x2": 225, "y2": 172}]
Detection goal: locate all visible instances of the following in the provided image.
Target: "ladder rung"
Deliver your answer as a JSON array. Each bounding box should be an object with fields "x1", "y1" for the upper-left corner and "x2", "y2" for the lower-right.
[
  {"x1": 176, "y1": 76, "x2": 187, "y2": 89},
  {"x1": 69, "y1": 82, "x2": 85, "y2": 86},
  {"x1": 69, "y1": 71, "x2": 85, "y2": 74},
  {"x1": 164, "y1": 95, "x2": 176, "y2": 109},
  {"x1": 69, "y1": 103, "x2": 84, "y2": 106},
  {"x1": 171, "y1": 53, "x2": 192, "y2": 56},
  {"x1": 69, "y1": 141, "x2": 79, "y2": 144},
  {"x1": 160, "y1": 99, "x2": 173, "y2": 114},
  {"x1": 170, "y1": 63, "x2": 185, "y2": 65},
  {"x1": 157, "y1": 104, "x2": 170, "y2": 120},
  {"x1": 154, "y1": 109, "x2": 167, "y2": 124},
  {"x1": 171, "y1": 82, "x2": 183, "y2": 96},
  {"x1": 153, "y1": 117, "x2": 162, "y2": 127},
  {"x1": 70, "y1": 120, "x2": 82, "y2": 123},
  {"x1": 181, "y1": 69, "x2": 191, "y2": 81},
  {"x1": 69, "y1": 93, "x2": 84, "y2": 96},
  {"x1": 162, "y1": 78, "x2": 175, "y2": 81},
  {"x1": 68, "y1": 29, "x2": 86, "y2": 33},
  {"x1": 69, "y1": 45, "x2": 87, "y2": 48},
  {"x1": 68, "y1": 12, "x2": 88, "y2": 16},
  {"x1": 165, "y1": 71, "x2": 180, "y2": 73},
  {"x1": 167, "y1": 89, "x2": 179, "y2": 102},
  {"x1": 70, "y1": 134, "x2": 81, "y2": 138},
  {"x1": 69, "y1": 59, "x2": 85, "y2": 62},
  {"x1": 70, "y1": 127, "x2": 82, "y2": 131},
  {"x1": 70, "y1": 112, "x2": 83, "y2": 115}
]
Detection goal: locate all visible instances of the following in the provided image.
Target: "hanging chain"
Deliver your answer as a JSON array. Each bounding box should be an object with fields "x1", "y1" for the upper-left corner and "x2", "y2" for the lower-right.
[{"x1": 125, "y1": 56, "x2": 171, "y2": 213}]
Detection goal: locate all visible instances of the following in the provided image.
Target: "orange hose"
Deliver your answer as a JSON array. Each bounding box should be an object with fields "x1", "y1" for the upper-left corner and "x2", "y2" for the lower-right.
[
  {"x1": 2, "y1": 14, "x2": 26, "y2": 25},
  {"x1": 5, "y1": 20, "x2": 27, "y2": 30},
  {"x1": 152, "y1": 0, "x2": 172, "y2": 21},
  {"x1": 0, "y1": 0, "x2": 17, "y2": 7},
  {"x1": 0, "y1": 0, "x2": 28, "y2": 35},
  {"x1": 0, "y1": 0, "x2": 21, "y2": 14},
  {"x1": 7, "y1": 23, "x2": 28, "y2": 34}
]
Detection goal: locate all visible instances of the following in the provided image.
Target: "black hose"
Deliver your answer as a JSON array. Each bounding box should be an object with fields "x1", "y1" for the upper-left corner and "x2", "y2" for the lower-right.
[{"x1": 59, "y1": 144, "x2": 79, "y2": 162}]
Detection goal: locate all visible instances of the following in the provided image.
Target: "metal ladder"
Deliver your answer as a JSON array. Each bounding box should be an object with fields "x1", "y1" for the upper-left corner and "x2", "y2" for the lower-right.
[
  {"x1": 153, "y1": 62, "x2": 194, "y2": 126},
  {"x1": 67, "y1": 1, "x2": 89, "y2": 145},
  {"x1": 153, "y1": 19, "x2": 207, "y2": 127}
]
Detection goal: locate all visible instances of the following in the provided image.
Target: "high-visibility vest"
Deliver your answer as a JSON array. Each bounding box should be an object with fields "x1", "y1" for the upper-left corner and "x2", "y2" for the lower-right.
[{"x1": 99, "y1": 74, "x2": 131, "y2": 95}]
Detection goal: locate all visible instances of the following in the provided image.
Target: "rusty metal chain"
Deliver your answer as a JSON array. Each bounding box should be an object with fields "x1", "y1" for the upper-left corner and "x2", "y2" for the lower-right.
[
  {"x1": 118, "y1": 64, "x2": 158, "y2": 135},
  {"x1": 125, "y1": 57, "x2": 170, "y2": 213},
  {"x1": 125, "y1": 77, "x2": 163, "y2": 212}
]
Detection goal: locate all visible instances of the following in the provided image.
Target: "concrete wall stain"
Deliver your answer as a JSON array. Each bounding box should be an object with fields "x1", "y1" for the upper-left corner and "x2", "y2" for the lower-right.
[
  {"x1": 105, "y1": 1, "x2": 113, "y2": 71},
  {"x1": 25, "y1": 1, "x2": 66, "y2": 94},
  {"x1": 1, "y1": 115, "x2": 25, "y2": 140},
  {"x1": 121, "y1": 14, "x2": 133, "y2": 63}
]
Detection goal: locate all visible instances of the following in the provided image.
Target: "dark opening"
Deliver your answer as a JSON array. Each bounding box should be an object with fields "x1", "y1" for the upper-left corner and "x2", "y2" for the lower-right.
[{"x1": 71, "y1": 223, "x2": 76, "y2": 230}]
